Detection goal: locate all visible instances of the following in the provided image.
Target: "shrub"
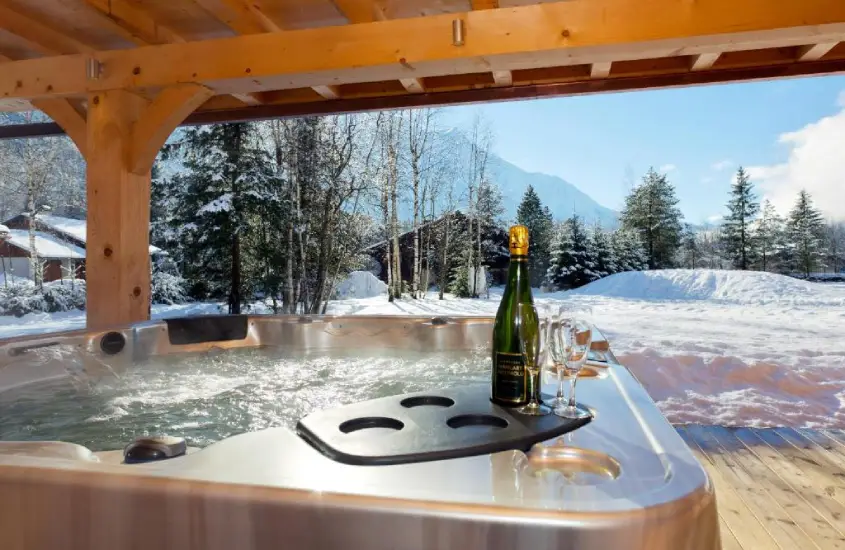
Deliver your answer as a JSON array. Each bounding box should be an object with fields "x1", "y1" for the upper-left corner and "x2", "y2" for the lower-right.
[{"x1": 152, "y1": 270, "x2": 190, "y2": 305}]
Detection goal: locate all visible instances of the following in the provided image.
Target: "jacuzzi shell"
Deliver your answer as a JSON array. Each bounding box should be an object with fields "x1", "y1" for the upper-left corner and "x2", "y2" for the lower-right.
[{"x1": 0, "y1": 315, "x2": 720, "y2": 550}]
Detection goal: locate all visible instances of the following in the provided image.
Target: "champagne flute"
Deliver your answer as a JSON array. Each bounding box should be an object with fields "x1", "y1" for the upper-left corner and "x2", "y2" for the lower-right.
[
  {"x1": 555, "y1": 317, "x2": 592, "y2": 420},
  {"x1": 516, "y1": 303, "x2": 550, "y2": 416},
  {"x1": 544, "y1": 310, "x2": 568, "y2": 409}
]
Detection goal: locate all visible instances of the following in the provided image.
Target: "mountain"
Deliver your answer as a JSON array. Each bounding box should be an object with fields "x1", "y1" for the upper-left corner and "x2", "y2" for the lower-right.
[
  {"x1": 488, "y1": 155, "x2": 618, "y2": 228},
  {"x1": 440, "y1": 129, "x2": 618, "y2": 228}
]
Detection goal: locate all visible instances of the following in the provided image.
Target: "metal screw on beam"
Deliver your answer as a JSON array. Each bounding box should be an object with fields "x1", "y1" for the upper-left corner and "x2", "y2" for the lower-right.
[
  {"x1": 452, "y1": 19, "x2": 465, "y2": 46},
  {"x1": 86, "y1": 58, "x2": 102, "y2": 81}
]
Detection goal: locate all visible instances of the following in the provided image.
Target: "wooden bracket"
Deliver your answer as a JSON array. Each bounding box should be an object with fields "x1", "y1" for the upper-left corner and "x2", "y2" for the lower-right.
[
  {"x1": 130, "y1": 83, "x2": 214, "y2": 174},
  {"x1": 30, "y1": 98, "x2": 88, "y2": 156}
]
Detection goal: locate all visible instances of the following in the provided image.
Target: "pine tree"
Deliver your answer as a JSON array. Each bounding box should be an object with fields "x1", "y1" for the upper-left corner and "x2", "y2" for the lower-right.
[
  {"x1": 619, "y1": 168, "x2": 683, "y2": 269},
  {"x1": 722, "y1": 167, "x2": 760, "y2": 270},
  {"x1": 589, "y1": 224, "x2": 617, "y2": 279},
  {"x1": 753, "y1": 199, "x2": 784, "y2": 272},
  {"x1": 787, "y1": 190, "x2": 826, "y2": 277},
  {"x1": 611, "y1": 229, "x2": 648, "y2": 272},
  {"x1": 516, "y1": 185, "x2": 554, "y2": 286},
  {"x1": 164, "y1": 123, "x2": 274, "y2": 313},
  {"x1": 545, "y1": 215, "x2": 593, "y2": 290},
  {"x1": 681, "y1": 224, "x2": 699, "y2": 268}
]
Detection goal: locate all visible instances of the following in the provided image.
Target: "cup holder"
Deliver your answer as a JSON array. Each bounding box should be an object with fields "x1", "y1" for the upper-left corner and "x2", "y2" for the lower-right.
[
  {"x1": 401, "y1": 395, "x2": 455, "y2": 408},
  {"x1": 526, "y1": 444, "x2": 621, "y2": 485},
  {"x1": 447, "y1": 414, "x2": 508, "y2": 429},
  {"x1": 339, "y1": 417, "x2": 404, "y2": 434}
]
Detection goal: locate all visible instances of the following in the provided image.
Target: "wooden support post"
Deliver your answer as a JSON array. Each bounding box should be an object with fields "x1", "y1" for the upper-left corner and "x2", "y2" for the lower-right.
[
  {"x1": 85, "y1": 85, "x2": 211, "y2": 329},
  {"x1": 86, "y1": 90, "x2": 150, "y2": 329}
]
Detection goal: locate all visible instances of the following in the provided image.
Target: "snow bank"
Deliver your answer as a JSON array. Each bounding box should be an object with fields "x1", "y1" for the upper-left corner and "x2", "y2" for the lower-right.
[
  {"x1": 569, "y1": 269, "x2": 843, "y2": 306},
  {"x1": 333, "y1": 271, "x2": 387, "y2": 299}
]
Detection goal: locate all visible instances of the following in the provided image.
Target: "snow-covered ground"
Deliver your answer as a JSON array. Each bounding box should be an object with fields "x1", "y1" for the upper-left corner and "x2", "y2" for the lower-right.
[{"x1": 1, "y1": 269, "x2": 844, "y2": 429}]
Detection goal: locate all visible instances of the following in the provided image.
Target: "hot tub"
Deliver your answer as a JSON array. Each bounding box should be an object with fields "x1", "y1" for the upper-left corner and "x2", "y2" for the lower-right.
[{"x1": 0, "y1": 315, "x2": 719, "y2": 550}]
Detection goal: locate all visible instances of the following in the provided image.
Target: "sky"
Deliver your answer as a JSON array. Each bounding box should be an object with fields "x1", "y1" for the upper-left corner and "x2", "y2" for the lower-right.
[{"x1": 441, "y1": 75, "x2": 845, "y2": 225}]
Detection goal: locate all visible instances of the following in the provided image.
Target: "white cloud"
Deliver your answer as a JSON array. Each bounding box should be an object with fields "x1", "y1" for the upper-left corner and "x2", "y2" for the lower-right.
[
  {"x1": 711, "y1": 159, "x2": 733, "y2": 171},
  {"x1": 707, "y1": 214, "x2": 723, "y2": 223},
  {"x1": 659, "y1": 164, "x2": 677, "y2": 173},
  {"x1": 748, "y1": 97, "x2": 845, "y2": 221}
]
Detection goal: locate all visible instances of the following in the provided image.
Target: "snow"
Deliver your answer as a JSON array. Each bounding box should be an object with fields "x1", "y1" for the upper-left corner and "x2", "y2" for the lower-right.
[
  {"x1": 333, "y1": 270, "x2": 387, "y2": 299},
  {"x1": 35, "y1": 214, "x2": 162, "y2": 255},
  {"x1": 4, "y1": 230, "x2": 85, "y2": 259},
  {"x1": 1, "y1": 269, "x2": 844, "y2": 430}
]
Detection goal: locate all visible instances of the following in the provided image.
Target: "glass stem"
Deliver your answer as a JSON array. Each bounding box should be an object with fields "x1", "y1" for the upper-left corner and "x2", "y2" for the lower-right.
[
  {"x1": 568, "y1": 375, "x2": 577, "y2": 409},
  {"x1": 527, "y1": 370, "x2": 537, "y2": 404},
  {"x1": 556, "y1": 367, "x2": 564, "y2": 400}
]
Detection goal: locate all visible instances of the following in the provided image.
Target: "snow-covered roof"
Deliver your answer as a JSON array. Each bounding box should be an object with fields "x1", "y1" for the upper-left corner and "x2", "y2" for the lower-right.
[
  {"x1": 34, "y1": 214, "x2": 162, "y2": 255},
  {"x1": 4, "y1": 230, "x2": 86, "y2": 259}
]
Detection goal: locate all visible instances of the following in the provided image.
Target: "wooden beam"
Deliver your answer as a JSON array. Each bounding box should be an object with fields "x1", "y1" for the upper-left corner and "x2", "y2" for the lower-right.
[
  {"x1": 491, "y1": 70, "x2": 512, "y2": 86},
  {"x1": 470, "y1": 0, "x2": 499, "y2": 8},
  {"x1": 798, "y1": 42, "x2": 838, "y2": 61},
  {"x1": 690, "y1": 52, "x2": 721, "y2": 70},
  {"x1": 332, "y1": 1, "x2": 386, "y2": 23},
  {"x1": 193, "y1": 0, "x2": 280, "y2": 34},
  {"x1": 83, "y1": 0, "x2": 185, "y2": 45},
  {"x1": 590, "y1": 62, "x2": 612, "y2": 78},
  {"x1": 399, "y1": 78, "x2": 425, "y2": 93},
  {"x1": 0, "y1": 5, "x2": 95, "y2": 55},
  {"x1": 5, "y1": 0, "x2": 845, "y2": 101},
  {"x1": 30, "y1": 99, "x2": 87, "y2": 156},
  {"x1": 312, "y1": 85, "x2": 340, "y2": 99}
]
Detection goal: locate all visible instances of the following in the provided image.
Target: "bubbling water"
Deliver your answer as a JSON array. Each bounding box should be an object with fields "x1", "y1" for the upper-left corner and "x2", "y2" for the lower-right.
[{"x1": 0, "y1": 346, "x2": 489, "y2": 451}]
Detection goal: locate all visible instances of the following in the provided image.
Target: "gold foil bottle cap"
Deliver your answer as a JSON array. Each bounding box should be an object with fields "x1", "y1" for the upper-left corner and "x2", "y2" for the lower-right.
[{"x1": 509, "y1": 225, "x2": 529, "y2": 255}]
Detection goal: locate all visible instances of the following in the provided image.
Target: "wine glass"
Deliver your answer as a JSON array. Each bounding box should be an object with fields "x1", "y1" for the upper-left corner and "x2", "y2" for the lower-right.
[
  {"x1": 544, "y1": 309, "x2": 568, "y2": 410},
  {"x1": 516, "y1": 303, "x2": 550, "y2": 416},
  {"x1": 555, "y1": 317, "x2": 592, "y2": 420}
]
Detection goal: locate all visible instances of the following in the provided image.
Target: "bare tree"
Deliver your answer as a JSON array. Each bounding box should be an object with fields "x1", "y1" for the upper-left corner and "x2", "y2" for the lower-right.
[
  {"x1": 405, "y1": 108, "x2": 437, "y2": 299},
  {"x1": 464, "y1": 115, "x2": 492, "y2": 297}
]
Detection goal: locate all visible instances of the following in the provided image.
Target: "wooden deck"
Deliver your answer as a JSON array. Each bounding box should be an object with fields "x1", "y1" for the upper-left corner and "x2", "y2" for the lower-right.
[{"x1": 677, "y1": 425, "x2": 845, "y2": 549}]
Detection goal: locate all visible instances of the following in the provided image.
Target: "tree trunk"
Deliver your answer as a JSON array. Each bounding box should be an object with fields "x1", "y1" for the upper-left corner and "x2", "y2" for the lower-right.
[
  {"x1": 26, "y1": 193, "x2": 41, "y2": 288},
  {"x1": 412, "y1": 163, "x2": 420, "y2": 299},
  {"x1": 439, "y1": 212, "x2": 451, "y2": 300},
  {"x1": 229, "y1": 232, "x2": 241, "y2": 314}
]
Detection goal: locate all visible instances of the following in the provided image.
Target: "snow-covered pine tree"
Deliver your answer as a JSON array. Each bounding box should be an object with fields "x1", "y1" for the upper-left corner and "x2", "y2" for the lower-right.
[
  {"x1": 681, "y1": 224, "x2": 699, "y2": 268},
  {"x1": 619, "y1": 168, "x2": 683, "y2": 269},
  {"x1": 753, "y1": 199, "x2": 785, "y2": 272},
  {"x1": 611, "y1": 229, "x2": 648, "y2": 272},
  {"x1": 787, "y1": 189, "x2": 826, "y2": 277},
  {"x1": 589, "y1": 224, "x2": 616, "y2": 279},
  {"x1": 825, "y1": 222, "x2": 845, "y2": 274},
  {"x1": 165, "y1": 123, "x2": 274, "y2": 313},
  {"x1": 516, "y1": 185, "x2": 553, "y2": 286},
  {"x1": 721, "y1": 167, "x2": 760, "y2": 270},
  {"x1": 545, "y1": 215, "x2": 593, "y2": 290}
]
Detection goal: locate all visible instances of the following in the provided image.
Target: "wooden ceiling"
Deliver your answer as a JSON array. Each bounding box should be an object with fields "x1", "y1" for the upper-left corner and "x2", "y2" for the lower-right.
[{"x1": 2, "y1": 0, "x2": 845, "y2": 125}]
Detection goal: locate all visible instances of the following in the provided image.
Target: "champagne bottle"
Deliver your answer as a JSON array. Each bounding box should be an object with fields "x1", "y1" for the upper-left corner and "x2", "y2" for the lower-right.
[{"x1": 491, "y1": 225, "x2": 535, "y2": 406}]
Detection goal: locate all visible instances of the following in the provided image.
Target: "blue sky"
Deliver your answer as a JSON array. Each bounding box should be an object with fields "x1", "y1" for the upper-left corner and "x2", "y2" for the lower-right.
[{"x1": 442, "y1": 75, "x2": 845, "y2": 224}]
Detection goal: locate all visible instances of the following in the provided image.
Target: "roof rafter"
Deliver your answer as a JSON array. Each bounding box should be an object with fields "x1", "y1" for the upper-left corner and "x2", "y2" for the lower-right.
[
  {"x1": 798, "y1": 42, "x2": 839, "y2": 61},
  {"x1": 331, "y1": 1, "x2": 386, "y2": 23},
  {"x1": 0, "y1": 5, "x2": 96, "y2": 55},
  {"x1": 83, "y1": 0, "x2": 185, "y2": 45},
  {"x1": 192, "y1": 0, "x2": 281, "y2": 34},
  {"x1": 690, "y1": 53, "x2": 721, "y2": 70}
]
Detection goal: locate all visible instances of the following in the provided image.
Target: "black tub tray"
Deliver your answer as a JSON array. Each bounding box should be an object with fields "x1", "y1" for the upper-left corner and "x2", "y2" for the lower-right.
[{"x1": 296, "y1": 384, "x2": 591, "y2": 466}]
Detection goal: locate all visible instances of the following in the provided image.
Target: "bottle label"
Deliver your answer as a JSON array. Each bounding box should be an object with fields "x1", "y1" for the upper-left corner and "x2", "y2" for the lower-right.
[{"x1": 493, "y1": 352, "x2": 526, "y2": 403}]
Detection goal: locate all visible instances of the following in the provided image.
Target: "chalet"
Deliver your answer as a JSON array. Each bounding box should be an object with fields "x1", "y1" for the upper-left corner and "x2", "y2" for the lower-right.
[
  {"x1": 364, "y1": 211, "x2": 510, "y2": 287},
  {"x1": 0, "y1": 214, "x2": 163, "y2": 283}
]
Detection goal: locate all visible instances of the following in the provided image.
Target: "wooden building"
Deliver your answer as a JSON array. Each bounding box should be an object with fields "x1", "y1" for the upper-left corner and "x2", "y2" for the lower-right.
[{"x1": 0, "y1": 0, "x2": 844, "y2": 328}]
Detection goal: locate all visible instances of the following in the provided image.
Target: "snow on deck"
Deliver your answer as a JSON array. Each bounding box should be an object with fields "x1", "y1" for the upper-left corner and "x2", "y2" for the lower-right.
[
  {"x1": 0, "y1": 269, "x2": 843, "y2": 430},
  {"x1": 4, "y1": 230, "x2": 85, "y2": 259}
]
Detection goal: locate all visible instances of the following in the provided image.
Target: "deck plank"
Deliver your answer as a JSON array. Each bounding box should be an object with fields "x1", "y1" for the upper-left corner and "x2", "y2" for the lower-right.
[
  {"x1": 708, "y1": 427, "x2": 845, "y2": 549},
  {"x1": 676, "y1": 426, "x2": 780, "y2": 550},
  {"x1": 685, "y1": 425, "x2": 820, "y2": 549},
  {"x1": 734, "y1": 428, "x2": 845, "y2": 538},
  {"x1": 719, "y1": 517, "x2": 742, "y2": 550}
]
